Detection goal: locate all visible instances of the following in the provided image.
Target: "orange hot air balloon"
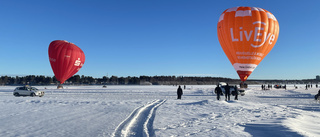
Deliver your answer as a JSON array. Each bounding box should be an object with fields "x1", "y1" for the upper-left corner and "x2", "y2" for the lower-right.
[{"x1": 217, "y1": 7, "x2": 279, "y2": 81}]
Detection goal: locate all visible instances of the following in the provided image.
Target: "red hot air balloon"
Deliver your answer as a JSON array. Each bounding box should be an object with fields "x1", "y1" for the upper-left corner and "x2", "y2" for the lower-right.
[{"x1": 48, "y1": 40, "x2": 85, "y2": 84}]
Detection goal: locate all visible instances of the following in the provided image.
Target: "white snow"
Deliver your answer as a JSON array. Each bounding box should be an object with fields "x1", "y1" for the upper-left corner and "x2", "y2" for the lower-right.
[{"x1": 0, "y1": 85, "x2": 319, "y2": 137}]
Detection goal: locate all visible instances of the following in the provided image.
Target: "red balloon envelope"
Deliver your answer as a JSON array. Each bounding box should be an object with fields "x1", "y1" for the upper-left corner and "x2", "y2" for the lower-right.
[{"x1": 48, "y1": 40, "x2": 85, "y2": 84}]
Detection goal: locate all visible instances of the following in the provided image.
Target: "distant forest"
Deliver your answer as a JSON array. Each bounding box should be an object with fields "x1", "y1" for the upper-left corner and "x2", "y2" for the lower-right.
[{"x1": 0, "y1": 75, "x2": 318, "y2": 86}]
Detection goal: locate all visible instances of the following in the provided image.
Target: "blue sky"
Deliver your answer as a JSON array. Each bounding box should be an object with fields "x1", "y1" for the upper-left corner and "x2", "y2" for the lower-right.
[{"x1": 0, "y1": 0, "x2": 319, "y2": 80}]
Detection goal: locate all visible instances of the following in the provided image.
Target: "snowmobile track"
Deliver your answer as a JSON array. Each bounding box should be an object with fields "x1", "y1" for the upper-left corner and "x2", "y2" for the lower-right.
[{"x1": 112, "y1": 99, "x2": 166, "y2": 137}]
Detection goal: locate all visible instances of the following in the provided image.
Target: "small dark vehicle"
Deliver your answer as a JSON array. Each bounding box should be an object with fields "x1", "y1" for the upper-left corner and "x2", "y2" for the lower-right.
[{"x1": 274, "y1": 84, "x2": 286, "y2": 89}]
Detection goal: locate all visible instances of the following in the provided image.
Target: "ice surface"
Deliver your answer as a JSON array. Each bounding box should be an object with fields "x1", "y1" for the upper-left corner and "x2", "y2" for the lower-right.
[{"x1": 0, "y1": 85, "x2": 319, "y2": 137}]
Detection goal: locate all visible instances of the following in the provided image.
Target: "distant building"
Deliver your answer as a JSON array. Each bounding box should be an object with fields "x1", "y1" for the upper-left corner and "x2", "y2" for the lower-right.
[{"x1": 316, "y1": 75, "x2": 320, "y2": 80}]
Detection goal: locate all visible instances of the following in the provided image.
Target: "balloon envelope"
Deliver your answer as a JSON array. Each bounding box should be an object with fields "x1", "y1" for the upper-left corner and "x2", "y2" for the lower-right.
[
  {"x1": 217, "y1": 7, "x2": 279, "y2": 81},
  {"x1": 48, "y1": 40, "x2": 85, "y2": 84}
]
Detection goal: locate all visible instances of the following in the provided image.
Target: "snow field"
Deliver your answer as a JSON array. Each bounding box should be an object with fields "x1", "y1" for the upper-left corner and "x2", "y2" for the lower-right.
[
  {"x1": 112, "y1": 99, "x2": 166, "y2": 137},
  {"x1": 154, "y1": 85, "x2": 320, "y2": 137},
  {"x1": 0, "y1": 85, "x2": 319, "y2": 137}
]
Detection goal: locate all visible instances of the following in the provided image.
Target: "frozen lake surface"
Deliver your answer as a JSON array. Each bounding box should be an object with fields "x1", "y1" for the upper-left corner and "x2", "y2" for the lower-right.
[{"x1": 0, "y1": 85, "x2": 319, "y2": 137}]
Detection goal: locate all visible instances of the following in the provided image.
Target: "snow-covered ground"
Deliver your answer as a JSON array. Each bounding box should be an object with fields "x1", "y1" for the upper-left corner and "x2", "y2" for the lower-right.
[{"x1": 0, "y1": 84, "x2": 319, "y2": 137}]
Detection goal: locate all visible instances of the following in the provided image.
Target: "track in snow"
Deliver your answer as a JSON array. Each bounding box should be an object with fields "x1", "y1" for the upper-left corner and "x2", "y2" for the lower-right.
[{"x1": 112, "y1": 99, "x2": 166, "y2": 137}]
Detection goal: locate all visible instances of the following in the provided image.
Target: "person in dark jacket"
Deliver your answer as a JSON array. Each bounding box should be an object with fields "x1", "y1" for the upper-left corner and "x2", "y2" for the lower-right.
[
  {"x1": 177, "y1": 85, "x2": 183, "y2": 99},
  {"x1": 315, "y1": 90, "x2": 320, "y2": 100},
  {"x1": 215, "y1": 84, "x2": 222, "y2": 100},
  {"x1": 225, "y1": 83, "x2": 231, "y2": 101},
  {"x1": 306, "y1": 84, "x2": 308, "y2": 90}
]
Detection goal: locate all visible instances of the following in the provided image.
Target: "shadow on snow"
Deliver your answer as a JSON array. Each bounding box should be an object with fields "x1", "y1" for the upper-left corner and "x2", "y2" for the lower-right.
[
  {"x1": 242, "y1": 123, "x2": 303, "y2": 137},
  {"x1": 177, "y1": 100, "x2": 209, "y2": 105}
]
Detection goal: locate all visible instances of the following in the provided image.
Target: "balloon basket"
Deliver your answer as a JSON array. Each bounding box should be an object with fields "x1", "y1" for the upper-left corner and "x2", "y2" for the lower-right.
[
  {"x1": 240, "y1": 83, "x2": 248, "y2": 88},
  {"x1": 57, "y1": 84, "x2": 63, "y2": 89}
]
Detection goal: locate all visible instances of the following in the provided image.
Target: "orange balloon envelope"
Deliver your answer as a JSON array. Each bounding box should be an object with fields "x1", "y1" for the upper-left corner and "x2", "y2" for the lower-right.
[
  {"x1": 217, "y1": 7, "x2": 279, "y2": 81},
  {"x1": 48, "y1": 40, "x2": 85, "y2": 84}
]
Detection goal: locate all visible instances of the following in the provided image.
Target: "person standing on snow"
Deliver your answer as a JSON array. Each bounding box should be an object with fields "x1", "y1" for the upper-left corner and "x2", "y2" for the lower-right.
[
  {"x1": 215, "y1": 84, "x2": 222, "y2": 100},
  {"x1": 234, "y1": 85, "x2": 238, "y2": 100},
  {"x1": 306, "y1": 84, "x2": 308, "y2": 90},
  {"x1": 284, "y1": 84, "x2": 287, "y2": 90},
  {"x1": 225, "y1": 83, "x2": 231, "y2": 101},
  {"x1": 315, "y1": 90, "x2": 320, "y2": 100},
  {"x1": 177, "y1": 85, "x2": 183, "y2": 99}
]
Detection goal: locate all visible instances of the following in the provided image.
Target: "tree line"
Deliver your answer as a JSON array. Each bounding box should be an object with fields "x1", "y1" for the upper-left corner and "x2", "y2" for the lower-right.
[
  {"x1": 0, "y1": 75, "x2": 318, "y2": 86},
  {"x1": 0, "y1": 75, "x2": 239, "y2": 85}
]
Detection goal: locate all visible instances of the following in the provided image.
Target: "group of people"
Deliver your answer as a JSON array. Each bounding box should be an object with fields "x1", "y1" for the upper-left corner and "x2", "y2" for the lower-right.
[
  {"x1": 176, "y1": 84, "x2": 239, "y2": 101},
  {"x1": 215, "y1": 83, "x2": 238, "y2": 101},
  {"x1": 177, "y1": 84, "x2": 320, "y2": 101},
  {"x1": 261, "y1": 84, "x2": 273, "y2": 90},
  {"x1": 306, "y1": 84, "x2": 318, "y2": 90}
]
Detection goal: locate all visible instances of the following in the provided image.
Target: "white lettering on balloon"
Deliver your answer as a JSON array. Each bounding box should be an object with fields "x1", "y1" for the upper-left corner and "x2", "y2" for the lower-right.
[
  {"x1": 49, "y1": 57, "x2": 56, "y2": 62},
  {"x1": 230, "y1": 22, "x2": 275, "y2": 48},
  {"x1": 74, "y1": 58, "x2": 81, "y2": 66}
]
